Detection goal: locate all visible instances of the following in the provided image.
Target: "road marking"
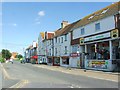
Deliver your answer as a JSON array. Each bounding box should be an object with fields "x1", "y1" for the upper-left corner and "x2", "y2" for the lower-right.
[
  {"x1": 85, "y1": 75, "x2": 118, "y2": 82},
  {"x1": 0, "y1": 64, "x2": 10, "y2": 80},
  {"x1": 10, "y1": 80, "x2": 29, "y2": 88}
]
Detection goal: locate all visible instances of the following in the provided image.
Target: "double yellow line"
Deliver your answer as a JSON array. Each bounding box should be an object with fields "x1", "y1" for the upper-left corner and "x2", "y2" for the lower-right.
[
  {"x1": 10, "y1": 80, "x2": 29, "y2": 88},
  {"x1": 0, "y1": 64, "x2": 29, "y2": 88}
]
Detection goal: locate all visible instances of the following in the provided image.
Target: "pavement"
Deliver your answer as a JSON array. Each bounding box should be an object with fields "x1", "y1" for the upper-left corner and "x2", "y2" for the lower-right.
[
  {"x1": 0, "y1": 63, "x2": 2, "y2": 90},
  {"x1": 32, "y1": 64, "x2": 119, "y2": 82},
  {"x1": 0, "y1": 61, "x2": 119, "y2": 88}
]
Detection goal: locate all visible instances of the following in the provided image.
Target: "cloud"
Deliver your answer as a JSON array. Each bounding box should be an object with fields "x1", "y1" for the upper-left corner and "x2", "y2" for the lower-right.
[
  {"x1": 36, "y1": 21, "x2": 41, "y2": 24},
  {"x1": 12, "y1": 23, "x2": 17, "y2": 26},
  {"x1": 38, "y1": 11, "x2": 45, "y2": 16}
]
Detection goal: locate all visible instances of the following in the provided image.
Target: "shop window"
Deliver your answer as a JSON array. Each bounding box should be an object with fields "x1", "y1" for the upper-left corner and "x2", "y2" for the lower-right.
[
  {"x1": 62, "y1": 58, "x2": 69, "y2": 65},
  {"x1": 54, "y1": 57, "x2": 60, "y2": 65},
  {"x1": 95, "y1": 23, "x2": 100, "y2": 31},
  {"x1": 112, "y1": 40, "x2": 120, "y2": 59},
  {"x1": 87, "y1": 42, "x2": 110, "y2": 60},
  {"x1": 48, "y1": 58, "x2": 52, "y2": 63}
]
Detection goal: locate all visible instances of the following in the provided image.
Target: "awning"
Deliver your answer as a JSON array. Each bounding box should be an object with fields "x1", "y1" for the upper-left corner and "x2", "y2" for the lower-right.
[{"x1": 32, "y1": 56, "x2": 38, "y2": 59}]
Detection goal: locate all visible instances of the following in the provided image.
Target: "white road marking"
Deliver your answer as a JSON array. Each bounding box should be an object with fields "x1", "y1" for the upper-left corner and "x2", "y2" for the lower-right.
[{"x1": 85, "y1": 75, "x2": 118, "y2": 82}]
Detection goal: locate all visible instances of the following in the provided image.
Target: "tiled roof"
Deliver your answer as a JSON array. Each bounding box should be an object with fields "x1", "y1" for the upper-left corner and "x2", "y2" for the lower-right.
[
  {"x1": 53, "y1": 20, "x2": 79, "y2": 38},
  {"x1": 72, "y1": 2, "x2": 120, "y2": 30},
  {"x1": 47, "y1": 33, "x2": 54, "y2": 40}
]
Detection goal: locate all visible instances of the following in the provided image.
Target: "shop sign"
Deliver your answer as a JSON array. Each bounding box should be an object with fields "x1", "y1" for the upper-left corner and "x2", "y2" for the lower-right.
[
  {"x1": 80, "y1": 38, "x2": 84, "y2": 45},
  {"x1": 111, "y1": 29, "x2": 119, "y2": 39},
  {"x1": 87, "y1": 60, "x2": 108, "y2": 69},
  {"x1": 84, "y1": 32, "x2": 110, "y2": 42},
  {"x1": 70, "y1": 53, "x2": 80, "y2": 57}
]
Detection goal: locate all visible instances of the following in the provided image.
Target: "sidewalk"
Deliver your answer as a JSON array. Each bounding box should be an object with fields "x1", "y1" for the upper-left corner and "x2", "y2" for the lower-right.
[{"x1": 33, "y1": 64, "x2": 119, "y2": 82}]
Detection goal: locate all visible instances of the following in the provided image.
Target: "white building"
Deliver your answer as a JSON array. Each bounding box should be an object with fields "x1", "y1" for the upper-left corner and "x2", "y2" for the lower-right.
[
  {"x1": 70, "y1": 2, "x2": 120, "y2": 71},
  {"x1": 38, "y1": 32, "x2": 54, "y2": 64}
]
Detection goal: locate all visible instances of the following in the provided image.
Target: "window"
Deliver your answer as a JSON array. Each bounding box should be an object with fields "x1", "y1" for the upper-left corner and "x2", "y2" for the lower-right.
[
  {"x1": 61, "y1": 37, "x2": 63, "y2": 43},
  {"x1": 65, "y1": 46, "x2": 67, "y2": 54},
  {"x1": 81, "y1": 28, "x2": 85, "y2": 35},
  {"x1": 65, "y1": 34, "x2": 67, "y2": 41},
  {"x1": 72, "y1": 45, "x2": 79, "y2": 53},
  {"x1": 59, "y1": 38, "x2": 60, "y2": 43},
  {"x1": 62, "y1": 58, "x2": 69, "y2": 65},
  {"x1": 50, "y1": 40, "x2": 51, "y2": 45},
  {"x1": 55, "y1": 48, "x2": 57, "y2": 55},
  {"x1": 49, "y1": 49, "x2": 51, "y2": 56},
  {"x1": 95, "y1": 23, "x2": 100, "y2": 31},
  {"x1": 55, "y1": 37, "x2": 57, "y2": 43}
]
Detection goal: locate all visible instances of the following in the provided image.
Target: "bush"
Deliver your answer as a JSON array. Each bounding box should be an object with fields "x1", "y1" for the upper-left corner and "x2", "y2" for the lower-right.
[{"x1": 0, "y1": 57, "x2": 5, "y2": 63}]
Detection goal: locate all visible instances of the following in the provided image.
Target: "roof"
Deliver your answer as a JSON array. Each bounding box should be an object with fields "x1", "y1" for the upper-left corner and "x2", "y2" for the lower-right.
[
  {"x1": 26, "y1": 45, "x2": 32, "y2": 50},
  {"x1": 72, "y1": 2, "x2": 120, "y2": 30},
  {"x1": 47, "y1": 33, "x2": 54, "y2": 40},
  {"x1": 53, "y1": 20, "x2": 79, "y2": 38}
]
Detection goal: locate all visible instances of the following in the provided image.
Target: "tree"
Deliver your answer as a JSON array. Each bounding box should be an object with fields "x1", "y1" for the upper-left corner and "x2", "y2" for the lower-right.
[
  {"x1": 1, "y1": 49, "x2": 12, "y2": 60},
  {"x1": 16, "y1": 54, "x2": 23, "y2": 60}
]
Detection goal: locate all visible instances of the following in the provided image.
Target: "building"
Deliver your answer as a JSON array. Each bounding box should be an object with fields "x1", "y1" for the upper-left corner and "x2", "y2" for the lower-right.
[
  {"x1": 37, "y1": 2, "x2": 120, "y2": 71},
  {"x1": 25, "y1": 45, "x2": 32, "y2": 63},
  {"x1": 11, "y1": 52, "x2": 18, "y2": 59},
  {"x1": 25, "y1": 41, "x2": 38, "y2": 64},
  {"x1": 70, "y1": 2, "x2": 120, "y2": 71},
  {"x1": 38, "y1": 32, "x2": 54, "y2": 64}
]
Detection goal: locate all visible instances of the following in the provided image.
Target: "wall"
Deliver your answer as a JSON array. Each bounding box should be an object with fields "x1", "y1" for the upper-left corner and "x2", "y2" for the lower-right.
[{"x1": 73, "y1": 16, "x2": 115, "y2": 39}]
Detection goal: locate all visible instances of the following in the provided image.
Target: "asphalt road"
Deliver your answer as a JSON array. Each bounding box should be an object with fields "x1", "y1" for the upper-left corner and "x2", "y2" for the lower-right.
[{"x1": 1, "y1": 61, "x2": 118, "y2": 88}]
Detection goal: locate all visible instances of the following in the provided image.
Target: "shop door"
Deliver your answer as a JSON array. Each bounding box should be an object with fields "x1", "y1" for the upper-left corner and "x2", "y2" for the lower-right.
[{"x1": 80, "y1": 53, "x2": 85, "y2": 69}]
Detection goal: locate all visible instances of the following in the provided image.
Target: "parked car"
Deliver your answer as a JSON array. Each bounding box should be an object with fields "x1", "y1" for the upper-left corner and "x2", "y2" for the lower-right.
[{"x1": 20, "y1": 58, "x2": 26, "y2": 64}]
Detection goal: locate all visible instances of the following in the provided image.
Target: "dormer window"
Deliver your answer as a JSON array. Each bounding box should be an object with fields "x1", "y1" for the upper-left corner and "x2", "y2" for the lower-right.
[
  {"x1": 101, "y1": 8, "x2": 109, "y2": 14},
  {"x1": 88, "y1": 14, "x2": 95, "y2": 20}
]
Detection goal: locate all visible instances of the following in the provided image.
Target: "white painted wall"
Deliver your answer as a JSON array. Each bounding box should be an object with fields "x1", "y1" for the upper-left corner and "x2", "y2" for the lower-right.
[
  {"x1": 60, "y1": 33, "x2": 71, "y2": 56},
  {"x1": 73, "y1": 16, "x2": 115, "y2": 39},
  {"x1": 69, "y1": 57, "x2": 80, "y2": 67}
]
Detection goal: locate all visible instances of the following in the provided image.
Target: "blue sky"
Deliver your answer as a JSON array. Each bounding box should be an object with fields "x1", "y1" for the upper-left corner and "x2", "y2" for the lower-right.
[{"x1": 1, "y1": 2, "x2": 113, "y2": 55}]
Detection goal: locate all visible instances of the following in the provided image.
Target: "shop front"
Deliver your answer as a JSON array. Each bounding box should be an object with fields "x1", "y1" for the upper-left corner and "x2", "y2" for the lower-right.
[
  {"x1": 31, "y1": 55, "x2": 38, "y2": 64},
  {"x1": 47, "y1": 56, "x2": 53, "y2": 65},
  {"x1": 69, "y1": 53, "x2": 80, "y2": 68},
  {"x1": 80, "y1": 29, "x2": 120, "y2": 71},
  {"x1": 60, "y1": 56, "x2": 69, "y2": 67},
  {"x1": 53, "y1": 57, "x2": 60, "y2": 66}
]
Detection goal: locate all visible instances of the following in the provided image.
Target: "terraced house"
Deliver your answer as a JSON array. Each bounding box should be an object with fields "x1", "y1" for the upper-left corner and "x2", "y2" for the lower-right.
[{"x1": 37, "y1": 2, "x2": 120, "y2": 71}]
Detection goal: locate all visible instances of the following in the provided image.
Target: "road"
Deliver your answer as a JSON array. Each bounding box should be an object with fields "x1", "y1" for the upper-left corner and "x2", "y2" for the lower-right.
[{"x1": 0, "y1": 61, "x2": 118, "y2": 88}]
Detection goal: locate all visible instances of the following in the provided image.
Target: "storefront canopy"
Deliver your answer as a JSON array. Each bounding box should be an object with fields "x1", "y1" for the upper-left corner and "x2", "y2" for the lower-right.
[{"x1": 31, "y1": 56, "x2": 38, "y2": 59}]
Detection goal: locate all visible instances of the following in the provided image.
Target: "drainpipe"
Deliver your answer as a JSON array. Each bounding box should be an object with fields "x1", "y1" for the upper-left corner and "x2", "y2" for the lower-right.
[{"x1": 109, "y1": 40, "x2": 112, "y2": 60}]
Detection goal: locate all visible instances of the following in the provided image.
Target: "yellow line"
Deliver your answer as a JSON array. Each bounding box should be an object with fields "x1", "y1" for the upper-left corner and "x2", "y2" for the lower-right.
[
  {"x1": 1, "y1": 64, "x2": 10, "y2": 80},
  {"x1": 10, "y1": 80, "x2": 29, "y2": 88}
]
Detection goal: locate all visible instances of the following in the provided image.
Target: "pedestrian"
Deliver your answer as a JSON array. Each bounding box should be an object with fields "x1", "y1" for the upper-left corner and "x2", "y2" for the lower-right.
[{"x1": 10, "y1": 58, "x2": 13, "y2": 64}]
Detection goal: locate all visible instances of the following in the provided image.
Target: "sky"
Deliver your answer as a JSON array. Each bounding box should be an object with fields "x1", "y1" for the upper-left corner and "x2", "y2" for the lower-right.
[{"x1": 1, "y1": 2, "x2": 113, "y2": 55}]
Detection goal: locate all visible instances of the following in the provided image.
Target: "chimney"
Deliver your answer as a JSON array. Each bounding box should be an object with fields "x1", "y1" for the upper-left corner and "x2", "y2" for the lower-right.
[{"x1": 61, "y1": 21, "x2": 69, "y2": 29}]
